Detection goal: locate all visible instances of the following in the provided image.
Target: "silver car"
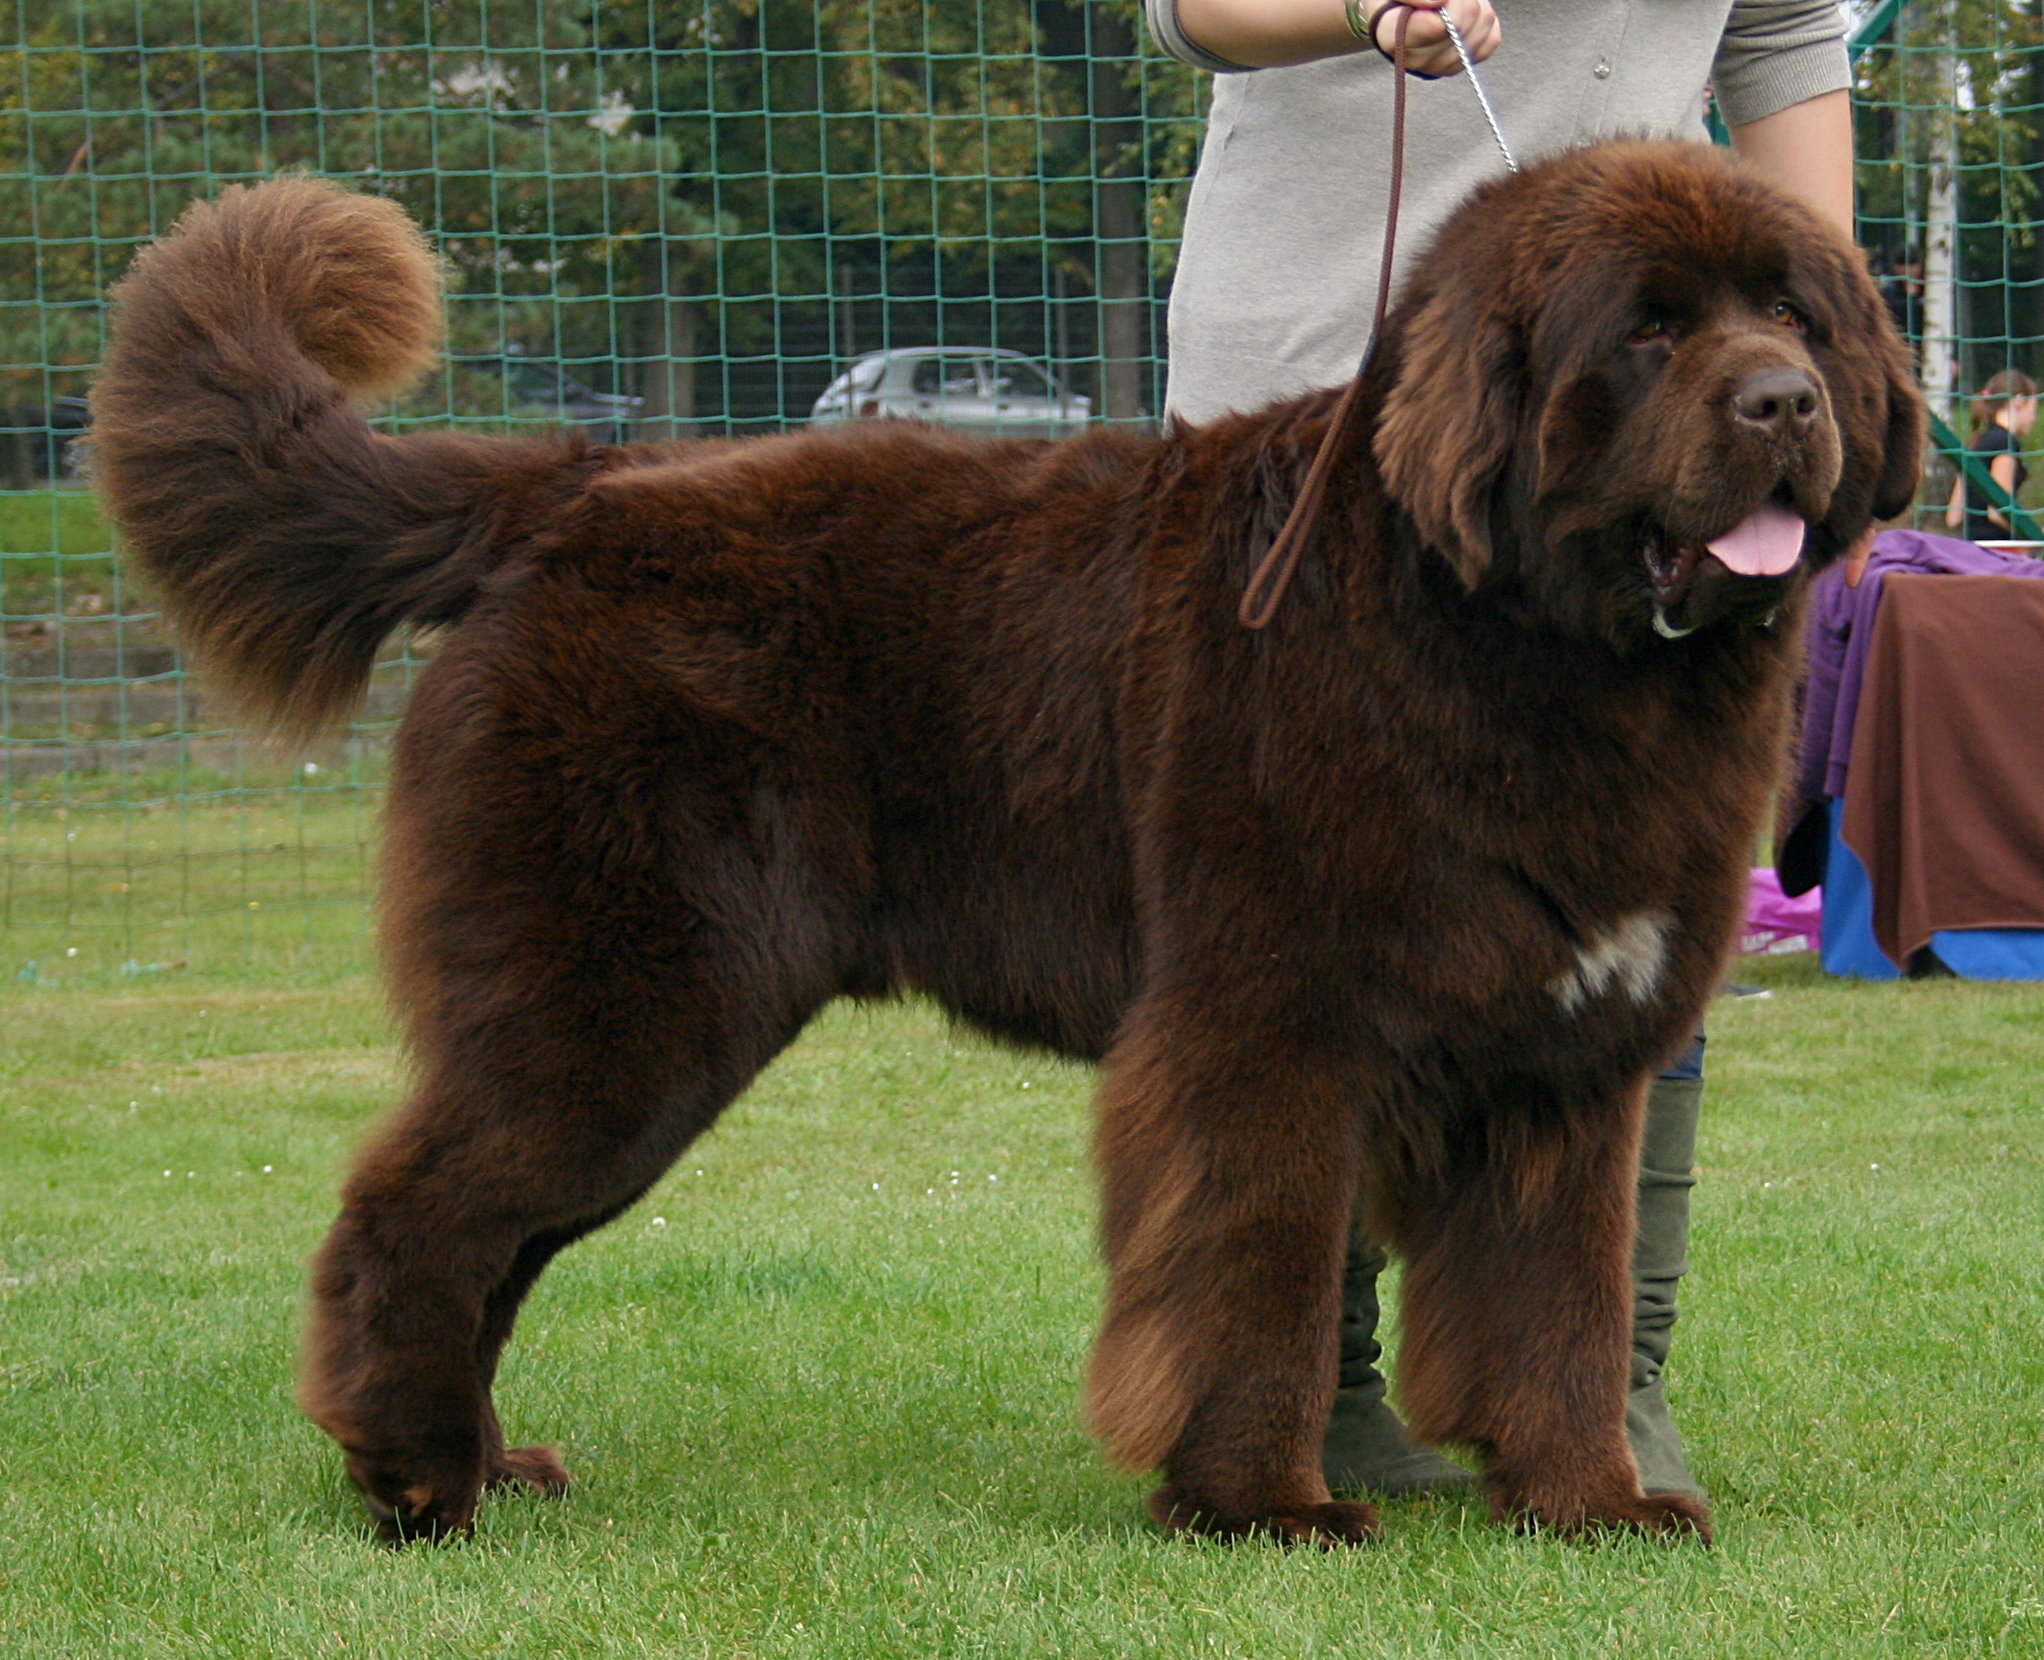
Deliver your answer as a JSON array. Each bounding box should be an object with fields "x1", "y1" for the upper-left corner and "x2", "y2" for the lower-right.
[{"x1": 809, "y1": 348, "x2": 1090, "y2": 438}]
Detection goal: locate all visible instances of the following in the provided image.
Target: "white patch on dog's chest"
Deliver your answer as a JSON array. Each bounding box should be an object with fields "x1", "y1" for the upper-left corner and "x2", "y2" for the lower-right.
[{"x1": 1549, "y1": 910, "x2": 1673, "y2": 1014}]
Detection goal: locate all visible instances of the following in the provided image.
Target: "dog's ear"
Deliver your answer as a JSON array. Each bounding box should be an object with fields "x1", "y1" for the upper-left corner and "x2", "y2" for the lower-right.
[
  {"x1": 1374, "y1": 282, "x2": 1527, "y2": 587},
  {"x1": 1869, "y1": 325, "x2": 1927, "y2": 524},
  {"x1": 1810, "y1": 231, "x2": 1926, "y2": 529}
]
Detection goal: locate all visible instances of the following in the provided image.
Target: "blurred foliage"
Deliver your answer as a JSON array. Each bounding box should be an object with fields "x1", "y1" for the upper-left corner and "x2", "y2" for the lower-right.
[{"x1": 0, "y1": 1, "x2": 1204, "y2": 394}]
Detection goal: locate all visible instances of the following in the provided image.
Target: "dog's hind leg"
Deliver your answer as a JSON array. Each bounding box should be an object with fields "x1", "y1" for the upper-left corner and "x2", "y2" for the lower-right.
[
  {"x1": 470, "y1": 1198, "x2": 647, "y2": 1500},
  {"x1": 298, "y1": 759, "x2": 843, "y2": 1541},
  {"x1": 1388, "y1": 1079, "x2": 1712, "y2": 1543},
  {"x1": 1084, "y1": 1007, "x2": 1377, "y2": 1546},
  {"x1": 298, "y1": 982, "x2": 780, "y2": 1542}
]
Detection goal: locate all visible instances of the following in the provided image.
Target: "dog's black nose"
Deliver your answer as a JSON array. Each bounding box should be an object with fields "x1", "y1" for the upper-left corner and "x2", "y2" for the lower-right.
[{"x1": 1733, "y1": 367, "x2": 1820, "y2": 435}]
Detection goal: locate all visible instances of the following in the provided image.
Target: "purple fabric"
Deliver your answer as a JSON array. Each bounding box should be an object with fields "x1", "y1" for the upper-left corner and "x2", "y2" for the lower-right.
[
  {"x1": 1798, "y1": 529, "x2": 2044, "y2": 804},
  {"x1": 1743, "y1": 867, "x2": 1822, "y2": 954}
]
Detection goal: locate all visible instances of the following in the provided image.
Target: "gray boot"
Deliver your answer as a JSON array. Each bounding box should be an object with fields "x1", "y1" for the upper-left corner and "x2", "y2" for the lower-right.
[
  {"x1": 1325, "y1": 1061, "x2": 1707, "y2": 1501},
  {"x1": 1321, "y1": 1226, "x2": 1474, "y2": 1497},
  {"x1": 1628, "y1": 1062, "x2": 1707, "y2": 1502}
]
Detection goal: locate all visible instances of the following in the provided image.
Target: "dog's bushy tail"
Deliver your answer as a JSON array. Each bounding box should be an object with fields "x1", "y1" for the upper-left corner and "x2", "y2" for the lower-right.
[{"x1": 91, "y1": 175, "x2": 577, "y2": 735}]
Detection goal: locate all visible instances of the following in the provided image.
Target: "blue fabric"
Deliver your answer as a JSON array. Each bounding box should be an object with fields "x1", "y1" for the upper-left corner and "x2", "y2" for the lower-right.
[
  {"x1": 1819, "y1": 798, "x2": 1899, "y2": 979},
  {"x1": 1927, "y1": 929, "x2": 2044, "y2": 979},
  {"x1": 1820, "y1": 798, "x2": 2044, "y2": 979}
]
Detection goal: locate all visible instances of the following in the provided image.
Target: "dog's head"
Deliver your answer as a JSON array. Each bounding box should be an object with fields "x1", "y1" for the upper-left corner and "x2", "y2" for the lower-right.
[{"x1": 1373, "y1": 141, "x2": 1924, "y2": 645}]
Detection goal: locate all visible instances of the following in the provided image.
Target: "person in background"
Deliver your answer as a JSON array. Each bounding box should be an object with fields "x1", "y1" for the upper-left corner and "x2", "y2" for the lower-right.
[
  {"x1": 1946, "y1": 370, "x2": 2037, "y2": 545},
  {"x1": 1145, "y1": 0, "x2": 1863, "y2": 1508},
  {"x1": 1876, "y1": 247, "x2": 1923, "y2": 347}
]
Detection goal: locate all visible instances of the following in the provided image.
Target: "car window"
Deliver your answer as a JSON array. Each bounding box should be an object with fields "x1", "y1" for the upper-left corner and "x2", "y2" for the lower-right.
[
  {"x1": 510, "y1": 364, "x2": 571, "y2": 403},
  {"x1": 912, "y1": 358, "x2": 983, "y2": 396},
  {"x1": 990, "y1": 361, "x2": 1052, "y2": 398}
]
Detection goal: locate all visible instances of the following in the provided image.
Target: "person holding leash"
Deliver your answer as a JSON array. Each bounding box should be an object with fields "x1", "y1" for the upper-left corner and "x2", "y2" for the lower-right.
[{"x1": 1143, "y1": 0, "x2": 1859, "y2": 1502}]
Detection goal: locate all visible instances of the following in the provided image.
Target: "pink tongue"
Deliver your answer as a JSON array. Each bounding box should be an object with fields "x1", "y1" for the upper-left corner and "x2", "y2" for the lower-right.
[{"x1": 1706, "y1": 503, "x2": 1807, "y2": 576}]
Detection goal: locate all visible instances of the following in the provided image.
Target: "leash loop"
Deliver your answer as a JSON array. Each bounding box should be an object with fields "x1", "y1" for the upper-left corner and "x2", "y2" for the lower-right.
[
  {"x1": 1236, "y1": 3, "x2": 1515, "y2": 629},
  {"x1": 1238, "y1": 6, "x2": 1415, "y2": 630}
]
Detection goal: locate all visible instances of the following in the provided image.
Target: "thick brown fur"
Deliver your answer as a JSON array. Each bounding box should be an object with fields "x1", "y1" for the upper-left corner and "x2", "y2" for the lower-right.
[{"x1": 93, "y1": 150, "x2": 1922, "y2": 1548}]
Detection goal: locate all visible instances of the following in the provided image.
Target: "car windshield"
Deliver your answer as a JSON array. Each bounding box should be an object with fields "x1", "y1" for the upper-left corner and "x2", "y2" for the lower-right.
[
  {"x1": 912, "y1": 358, "x2": 983, "y2": 396},
  {"x1": 508, "y1": 363, "x2": 575, "y2": 403},
  {"x1": 989, "y1": 360, "x2": 1053, "y2": 399}
]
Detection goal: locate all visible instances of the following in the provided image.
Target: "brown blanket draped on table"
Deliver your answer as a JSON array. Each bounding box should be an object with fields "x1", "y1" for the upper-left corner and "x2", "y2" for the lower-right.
[{"x1": 1841, "y1": 574, "x2": 2044, "y2": 968}]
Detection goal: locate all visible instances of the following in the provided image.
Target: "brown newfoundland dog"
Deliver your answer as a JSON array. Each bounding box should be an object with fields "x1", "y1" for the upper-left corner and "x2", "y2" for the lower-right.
[{"x1": 92, "y1": 141, "x2": 1921, "y2": 1549}]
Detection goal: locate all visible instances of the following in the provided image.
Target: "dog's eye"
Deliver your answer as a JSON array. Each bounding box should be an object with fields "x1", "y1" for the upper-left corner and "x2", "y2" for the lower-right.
[
  {"x1": 1628, "y1": 319, "x2": 1674, "y2": 347},
  {"x1": 1772, "y1": 300, "x2": 1808, "y2": 332}
]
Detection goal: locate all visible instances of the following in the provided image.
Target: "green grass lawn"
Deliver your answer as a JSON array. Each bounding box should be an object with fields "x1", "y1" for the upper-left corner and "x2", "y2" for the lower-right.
[
  {"x1": 2, "y1": 954, "x2": 2042, "y2": 1657},
  {"x1": 0, "y1": 489, "x2": 119, "y2": 614},
  {"x1": 3, "y1": 765, "x2": 391, "y2": 987}
]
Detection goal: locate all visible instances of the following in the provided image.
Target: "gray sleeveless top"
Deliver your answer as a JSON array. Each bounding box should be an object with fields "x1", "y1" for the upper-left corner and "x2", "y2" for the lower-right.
[{"x1": 1145, "y1": 0, "x2": 1850, "y2": 421}]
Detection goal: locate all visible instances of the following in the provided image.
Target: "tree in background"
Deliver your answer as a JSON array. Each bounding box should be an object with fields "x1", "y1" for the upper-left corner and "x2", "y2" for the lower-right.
[
  {"x1": 1854, "y1": 0, "x2": 2043, "y2": 422},
  {"x1": 1, "y1": 0, "x2": 677, "y2": 464},
  {"x1": 601, "y1": 0, "x2": 1201, "y2": 428},
  {"x1": 1, "y1": 0, "x2": 1204, "y2": 453}
]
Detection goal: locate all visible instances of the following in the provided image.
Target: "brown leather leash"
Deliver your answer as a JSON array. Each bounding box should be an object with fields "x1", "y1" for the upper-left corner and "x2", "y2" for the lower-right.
[{"x1": 1236, "y1": 5, "x2": 1418, "y2": 631}]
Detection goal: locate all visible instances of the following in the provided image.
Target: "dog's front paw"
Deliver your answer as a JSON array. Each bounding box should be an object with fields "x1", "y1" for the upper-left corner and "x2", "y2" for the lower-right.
[
  {"x1": 1632, "y1": 1489, "x2": 1712, "y2": 1545},
  {"x1": 1488, "y1": 1476, "x2": 1712, "y2": 1546},
  {"x1": 344, "y1": 1451, "x2": 485, "y2": 1545},
  {"x1": 1146, "y1": 1484, "x2": 1380, "y2": 1547}
]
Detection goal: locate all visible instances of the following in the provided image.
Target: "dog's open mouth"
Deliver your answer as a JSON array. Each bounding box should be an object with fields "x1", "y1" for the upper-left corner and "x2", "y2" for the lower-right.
[
  {"x1": 1640, "y1": 523, "x2": 1704, "y2": 608},
  {"x1": 1640, "y1": 501, "x2": 1808, "y2": 634}
]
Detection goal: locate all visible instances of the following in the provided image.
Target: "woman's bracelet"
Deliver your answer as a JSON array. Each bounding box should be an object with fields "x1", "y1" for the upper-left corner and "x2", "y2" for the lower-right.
[{"x1": 1345, "y1": 0, "x2": 1415, "y2": 65}]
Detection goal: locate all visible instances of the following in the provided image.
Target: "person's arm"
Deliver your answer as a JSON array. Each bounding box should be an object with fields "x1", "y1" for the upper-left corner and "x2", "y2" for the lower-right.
[
  {"x1": 1946, "y1": 471, "x2": 1967, "y2": 531},
  {"x1": 1726, "y1": 89, "x2": 1854, "y2": 239},
  {"x1": 1714, "y1": 1, "x2": 1872, "y2": 574},
  {"x1": 1714, "y1": 0, "x2": 1854, "y2": 214},
  {"x1": 1171, "y1": 0, "x2": 1499, "y2": 77},
  {"x1": 1989, "y1": 449, "x2": 2019, "y2": 531}
]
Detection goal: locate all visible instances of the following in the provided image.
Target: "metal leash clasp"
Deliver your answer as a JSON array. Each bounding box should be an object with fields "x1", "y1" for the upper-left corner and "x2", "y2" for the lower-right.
[{"x1": 1439, "y1": 13, "x2": 1517, "y2": 173}]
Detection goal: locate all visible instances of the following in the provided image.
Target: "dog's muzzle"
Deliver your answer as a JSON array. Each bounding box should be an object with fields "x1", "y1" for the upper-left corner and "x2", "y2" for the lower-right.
[{"x1": 1643, "y1": 502, "x2": 1806, "y2": 637}]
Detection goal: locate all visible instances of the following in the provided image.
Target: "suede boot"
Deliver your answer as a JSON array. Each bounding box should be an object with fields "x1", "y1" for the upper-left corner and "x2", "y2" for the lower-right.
[
  {"x1": 1627, "y1": 1063, "x2": 1707, "y2": 1502},
  {"x1": 1321, "y1": 1225, "x2": 1474, "y2": 1496}
]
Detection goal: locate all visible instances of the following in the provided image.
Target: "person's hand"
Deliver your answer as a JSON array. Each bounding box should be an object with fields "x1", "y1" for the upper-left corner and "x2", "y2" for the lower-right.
[
  {"x1": 1174, "y1": 0, "x2": 1499, "y2": 75},
  {"x1": 1842, "y1": 528, "x2": 1875, "y2": 589},
  {"x1": 1365, "y1": 0, "x2": 1501, "y2": 79}
]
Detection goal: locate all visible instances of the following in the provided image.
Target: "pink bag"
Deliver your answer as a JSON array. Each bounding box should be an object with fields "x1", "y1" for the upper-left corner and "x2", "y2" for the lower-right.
[{"x1": 1742, "y1": 867, "x2": 1821, "y2": 955}]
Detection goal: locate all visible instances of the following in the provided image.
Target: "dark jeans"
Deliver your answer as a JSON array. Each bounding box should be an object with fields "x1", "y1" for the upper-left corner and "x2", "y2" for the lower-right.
[{"x1": 1660, "y1": 1029, "x2": 1705, "y2": 1083}]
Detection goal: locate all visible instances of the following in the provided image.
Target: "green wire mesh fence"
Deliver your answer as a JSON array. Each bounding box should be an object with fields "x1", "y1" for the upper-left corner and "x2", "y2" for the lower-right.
[
  {"x1": 0, "y1": 0, "x2": 2034, "y2": 980},
  {"x1": 0, "y1": 0, "x2": 1199, "y2": 980},
  {"x1": 1853, "y1": 0, "x2": 2044, "y2": 537}
]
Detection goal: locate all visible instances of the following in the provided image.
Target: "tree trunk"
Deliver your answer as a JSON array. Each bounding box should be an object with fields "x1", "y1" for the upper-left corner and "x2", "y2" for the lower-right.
[
  {"x1": 1920, "y1": 6, "x2": 1959, "y2": 415},
  {"x1": 2025, "y1": 26, "x2": 2044, "y2": 367},
  {"x1": 636, "y1": 240, "x2": 697, "y2": 441},
  {"x1": 1089, "y1": 7, "x2": 1148, "y2": 425},
  {"x1": 1924, "y1": 136, "x2": 1956, "y2": 410},
  {"x1": 1, "y1": 408, "x2": 33, "y2": 491}
]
